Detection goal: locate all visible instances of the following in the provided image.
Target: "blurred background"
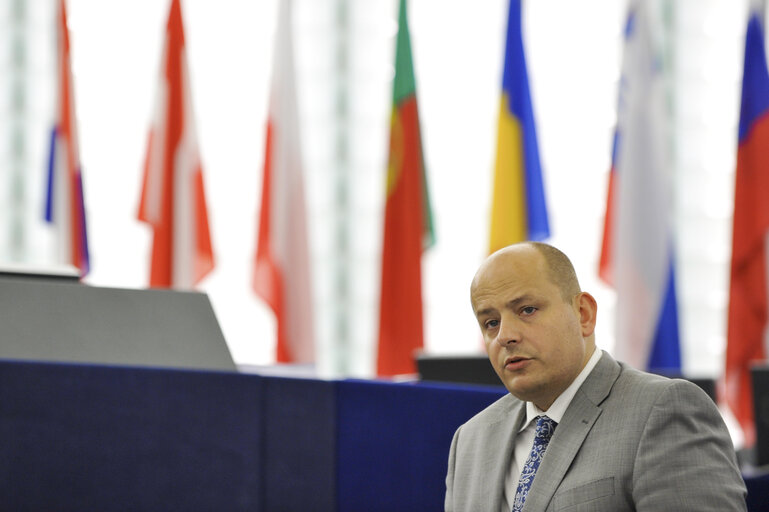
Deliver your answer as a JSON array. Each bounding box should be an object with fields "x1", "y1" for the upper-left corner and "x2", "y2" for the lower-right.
[{"x1": 0, "y1": 0, "x2": 748, "y2": 379}]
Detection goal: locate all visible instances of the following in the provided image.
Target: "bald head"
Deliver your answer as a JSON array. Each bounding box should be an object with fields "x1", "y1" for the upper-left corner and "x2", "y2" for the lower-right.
[
  {"x1": 472, "y1": 242, "x2": 581, "y2": 303},
  {"x1": 470, "y1": 242, "x2": 597, "y2": 408}
]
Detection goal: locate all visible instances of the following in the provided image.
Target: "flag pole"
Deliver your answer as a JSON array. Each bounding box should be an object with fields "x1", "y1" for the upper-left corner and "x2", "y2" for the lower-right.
[
  {"x1": 328, "y1": 0, "x2": 352, "y2": 376},
  {"x1": 8, "y1": 0, "x2": 27, "y2": 263}
]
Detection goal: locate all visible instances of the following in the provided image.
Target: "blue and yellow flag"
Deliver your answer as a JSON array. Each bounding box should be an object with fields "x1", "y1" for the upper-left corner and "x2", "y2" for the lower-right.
[{"x1": 489, "y1": 0, "x2": 549, "y2": 253}]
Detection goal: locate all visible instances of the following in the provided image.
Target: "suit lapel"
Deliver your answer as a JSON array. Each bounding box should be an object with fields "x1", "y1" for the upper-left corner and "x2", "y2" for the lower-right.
[
  {"x1": 480, "y1": 397, "x2": 527, "y2": 511},
  {"x1": 522, "y1": 352, "x2": 621, "y2": 511}
]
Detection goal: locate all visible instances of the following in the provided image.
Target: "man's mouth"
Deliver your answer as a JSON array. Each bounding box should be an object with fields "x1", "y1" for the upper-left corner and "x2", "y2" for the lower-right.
[{"x1": 504, "y1": 356, "x2": 530, "y2": 370}]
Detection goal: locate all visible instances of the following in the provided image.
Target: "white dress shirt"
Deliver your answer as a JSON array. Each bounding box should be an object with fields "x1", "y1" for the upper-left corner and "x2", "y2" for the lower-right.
[{"x1": 500, "y1": 347, "x2": 603, "y2": 512}]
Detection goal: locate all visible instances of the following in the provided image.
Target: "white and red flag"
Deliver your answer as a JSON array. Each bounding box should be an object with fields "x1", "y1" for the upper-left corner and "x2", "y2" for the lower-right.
[
  {"x1": 45, "y1": 0, "x2": 90, "y2": 276},
  {"x1": 253, "y1": 0, "x2": 314, "y2": 363},
  {"x1": 138, "y1": 0, "x2": 214, "y2": 289}
]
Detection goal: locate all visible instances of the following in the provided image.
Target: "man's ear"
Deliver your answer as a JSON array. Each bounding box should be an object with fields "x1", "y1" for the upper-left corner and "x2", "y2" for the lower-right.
[{"x1": 575, "y1": 292, "x2": 597, "y2": 337}]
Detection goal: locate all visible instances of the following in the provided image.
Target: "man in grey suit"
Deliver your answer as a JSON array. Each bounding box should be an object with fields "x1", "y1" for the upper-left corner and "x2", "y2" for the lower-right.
[{"x1": 445, "y1": 242, "x2": 747, "y2": 511}]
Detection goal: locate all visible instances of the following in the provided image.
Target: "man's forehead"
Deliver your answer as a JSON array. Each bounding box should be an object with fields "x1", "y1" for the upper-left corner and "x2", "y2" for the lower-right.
[
  {"x1": 471, "y1": 265, "x2": 550, "y2": 303},
  {"x1": 473, "y1": 249, "x2": 545, "y2": 289}
]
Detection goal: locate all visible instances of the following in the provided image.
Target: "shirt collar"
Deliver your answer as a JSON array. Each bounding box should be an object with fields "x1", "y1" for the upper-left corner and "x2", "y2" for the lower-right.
[{"x1": 520, "y1": 347, "x2": 602, "y2": 431}]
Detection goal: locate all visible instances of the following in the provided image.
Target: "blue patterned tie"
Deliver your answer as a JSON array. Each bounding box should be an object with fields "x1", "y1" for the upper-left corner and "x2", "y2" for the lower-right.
[{"x1": 512, "y1": 415, "x2": 557, "y2": 512}]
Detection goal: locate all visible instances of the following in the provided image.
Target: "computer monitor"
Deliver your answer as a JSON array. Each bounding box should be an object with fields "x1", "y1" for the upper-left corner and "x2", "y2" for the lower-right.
[
  {"x1": 416, "y1": 353, "x2": 502, "y2": 387},
  {"x1": 0, "y1": 275, "x2": 236, "y2": 372}
]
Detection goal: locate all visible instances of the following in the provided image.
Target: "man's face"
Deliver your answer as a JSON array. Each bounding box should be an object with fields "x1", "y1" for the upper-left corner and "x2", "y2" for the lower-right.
[{"x1": 471, "y1": 247, "x2": 595, "y2": 410}]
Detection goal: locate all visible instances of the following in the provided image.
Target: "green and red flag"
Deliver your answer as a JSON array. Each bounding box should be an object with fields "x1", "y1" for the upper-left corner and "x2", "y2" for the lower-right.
[{"x1": 376, "y1": 0, "x2": 434, "y2": 377}]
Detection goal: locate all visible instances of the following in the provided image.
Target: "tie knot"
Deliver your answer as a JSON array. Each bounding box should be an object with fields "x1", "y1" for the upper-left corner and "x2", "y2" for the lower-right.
[{"x1": 534, "y1": 415, "x2": 557, "y2": 442}]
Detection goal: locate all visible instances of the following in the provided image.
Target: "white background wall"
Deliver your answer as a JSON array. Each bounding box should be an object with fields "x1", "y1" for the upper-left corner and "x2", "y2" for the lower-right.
[{"x1": 0, "y1": 0, "x2": 749, "y2": 378}]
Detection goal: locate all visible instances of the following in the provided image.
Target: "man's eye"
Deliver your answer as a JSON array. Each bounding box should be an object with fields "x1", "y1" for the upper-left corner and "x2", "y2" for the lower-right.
[
  {"x1": 484, "y1": 319, "x2": 499, "y2": 329},
  {"x1": 521, "y1": 306, "x2": 537, "y2": 316}
]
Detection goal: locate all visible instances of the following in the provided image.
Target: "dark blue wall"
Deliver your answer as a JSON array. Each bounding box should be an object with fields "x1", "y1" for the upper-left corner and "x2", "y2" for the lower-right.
[{"x1": 0, "y1": 359, "x2": 762, "y2": 511}]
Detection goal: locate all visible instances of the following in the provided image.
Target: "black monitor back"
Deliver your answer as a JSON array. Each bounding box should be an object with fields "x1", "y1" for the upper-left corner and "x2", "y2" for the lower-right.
[
  {"x1": 752, "y1": 365, "x2": 769, "y2": 467},
  {"x1": 417, "y1": 354, "x2": 502, "y2": 387}
]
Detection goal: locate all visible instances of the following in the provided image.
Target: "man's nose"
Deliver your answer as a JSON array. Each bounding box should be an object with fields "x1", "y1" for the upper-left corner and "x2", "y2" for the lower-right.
[{"x1": 496, "y1": 317, "x2": 520, "y2": 347}]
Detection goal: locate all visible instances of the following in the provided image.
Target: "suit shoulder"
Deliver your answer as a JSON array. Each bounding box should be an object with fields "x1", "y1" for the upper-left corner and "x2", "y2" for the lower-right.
[{"x1": 613, "y1": 362, "x2": 714, "y2": 406}]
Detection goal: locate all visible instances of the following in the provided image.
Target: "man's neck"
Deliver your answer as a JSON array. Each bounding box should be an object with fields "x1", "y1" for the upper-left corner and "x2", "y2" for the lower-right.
[{"x1": 526, "y1": 347, "x2": 602, "y2": 423}]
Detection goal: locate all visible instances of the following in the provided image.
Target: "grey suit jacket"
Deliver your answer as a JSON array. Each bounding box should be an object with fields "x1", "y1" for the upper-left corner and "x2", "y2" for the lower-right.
[{"x1": 445, "y1": 351, "x2": 747, "y2": 511}]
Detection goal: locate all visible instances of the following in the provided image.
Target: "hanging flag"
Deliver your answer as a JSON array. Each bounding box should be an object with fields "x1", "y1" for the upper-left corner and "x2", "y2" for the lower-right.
[
  {"x1": 488, "y1": 0, "x2": 549, "y2": 254},
  {"x1": 598, "y1": 131, "x2": 619, "y2": 285},
  {"x1": 376, "y1": 0, "x2": 434, "y2": 377},
  {"x1": 253, "y1": 0, "x2": 314, "y2": 364},
  {"x1": 598, "y1": 1, "x2": 681, "y2": 372},
  {"x1": 725, "y1": 11, "x2": 769, "y2": 447},
  {"x1": 45, "y1": 0, "x2": 89, "y2": 276},
  {"x1": 138, "y1": 0, "x2": 214, "y2": 289}
]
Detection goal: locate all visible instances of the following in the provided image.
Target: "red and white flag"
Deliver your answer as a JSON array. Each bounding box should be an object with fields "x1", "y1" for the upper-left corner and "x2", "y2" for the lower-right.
[
  {"x1": 138, "y1": 0, "x2": 214, "y2": 289},
  {"x1": 253, "y1": 0, "x2": 314, "y2": 363},
  {"x1": 724, "y1": 10, "x2": 769, "y2": 447},
  {"x1": 45, "y1": 0, "x2": 90, "y2": 276}
]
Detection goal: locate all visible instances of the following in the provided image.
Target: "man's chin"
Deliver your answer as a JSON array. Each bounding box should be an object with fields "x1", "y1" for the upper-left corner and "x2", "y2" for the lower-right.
[{"x1": 503, "y1": 378, "x2": 538, "y2": 402}]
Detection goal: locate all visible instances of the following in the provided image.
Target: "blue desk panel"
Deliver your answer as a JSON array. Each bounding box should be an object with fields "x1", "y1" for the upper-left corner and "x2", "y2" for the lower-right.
[
  {"x1": 0, "y1": 360, "x2": 262, "y2": 511},
  {"x1": 336, "y1": 380, "x2": 505, "y2": 512},
  {"x1": 261, "y1": 376, "x2": 337, "y2": 511},
  {"x1": 0, "y1": 360, "x2": 763, "y2": 511}
]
